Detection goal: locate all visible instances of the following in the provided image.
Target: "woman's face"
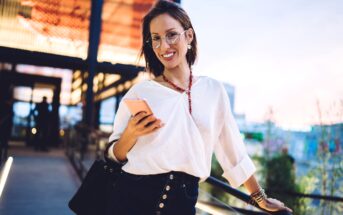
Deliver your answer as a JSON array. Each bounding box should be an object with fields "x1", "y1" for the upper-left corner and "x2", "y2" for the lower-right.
[{"x1": 149, "y1": 13, "x2": 193, "y2": 71}]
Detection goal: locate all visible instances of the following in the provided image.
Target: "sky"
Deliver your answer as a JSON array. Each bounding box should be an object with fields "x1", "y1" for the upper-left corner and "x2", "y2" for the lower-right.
[{"x1": 182, "y1": 0, "x2": 343, "y2": 129}]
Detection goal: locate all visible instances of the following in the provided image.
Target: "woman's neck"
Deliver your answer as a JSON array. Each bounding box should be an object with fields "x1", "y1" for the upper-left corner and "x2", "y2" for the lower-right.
[{"x1": 163, "y1": 64, "x2": 191, "y2": 85}]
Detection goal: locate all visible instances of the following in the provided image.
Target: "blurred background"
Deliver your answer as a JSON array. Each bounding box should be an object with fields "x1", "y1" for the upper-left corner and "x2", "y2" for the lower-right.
[{"x1": 0, "y1": 0, "x2": 342, "y2": 214}]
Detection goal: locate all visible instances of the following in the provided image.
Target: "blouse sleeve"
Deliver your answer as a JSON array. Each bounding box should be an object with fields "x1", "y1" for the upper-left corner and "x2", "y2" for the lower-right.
[
  {"x1": 108, "y1": 99, "x2": 131, "y2": 143},
  {"x1": 214, "y1": 83, "x2": 256, "y2": 188},
  {"x1": 107, "y1": 90, "x2": 135, "y2": 161}
]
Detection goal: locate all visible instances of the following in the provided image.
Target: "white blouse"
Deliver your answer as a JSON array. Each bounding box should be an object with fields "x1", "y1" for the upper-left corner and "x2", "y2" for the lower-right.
[{"x1": 108, "y1": 76, "x2": 256, "y2": 188}]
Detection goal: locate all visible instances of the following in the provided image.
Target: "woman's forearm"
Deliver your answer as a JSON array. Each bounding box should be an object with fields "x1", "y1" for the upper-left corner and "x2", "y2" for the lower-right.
[
  {"x1": 244, "y1": 175, "x2": 268, "y2": 207},
  {"x1": 112, "y1": 128, "x2": 138, "y2": 162},
  {"x1": 243, "y1": 175, "x2": 262, "y2": 194}
]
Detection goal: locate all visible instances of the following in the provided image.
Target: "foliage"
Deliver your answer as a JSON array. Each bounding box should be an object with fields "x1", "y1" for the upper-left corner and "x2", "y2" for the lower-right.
[{"x1": 253, "y1": 153, "x2": 300, "y2": 214}]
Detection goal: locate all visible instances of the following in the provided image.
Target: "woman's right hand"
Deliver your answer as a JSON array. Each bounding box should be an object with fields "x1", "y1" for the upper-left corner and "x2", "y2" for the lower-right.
[
  {"x1": 125, "y1": 111, "x2": 164, "y2": 138},
  {"x1": 112, "y1": 112, "x2": 164, "y2": 162}
]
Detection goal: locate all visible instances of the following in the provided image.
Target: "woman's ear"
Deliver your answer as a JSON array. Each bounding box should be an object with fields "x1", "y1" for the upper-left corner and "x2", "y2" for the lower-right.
[{"x1": 186, "y1": 28, "x2": 194, "y2": 44}]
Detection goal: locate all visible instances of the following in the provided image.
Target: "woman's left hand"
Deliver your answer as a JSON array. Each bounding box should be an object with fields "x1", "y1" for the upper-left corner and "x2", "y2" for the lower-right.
[{"x1": 258, "y1": 198, "x2": 293, "y2": 213}]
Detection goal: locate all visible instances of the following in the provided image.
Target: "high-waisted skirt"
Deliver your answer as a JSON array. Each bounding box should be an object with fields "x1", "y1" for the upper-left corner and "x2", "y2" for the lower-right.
[{"x1": 105, "y1": 170, "x2": 200, "y2": 215}]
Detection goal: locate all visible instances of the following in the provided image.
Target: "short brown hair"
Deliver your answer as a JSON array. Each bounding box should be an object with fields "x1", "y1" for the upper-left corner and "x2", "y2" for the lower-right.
[{"x1": 140, "y1": 0, "x2": 198, "y2": 77}]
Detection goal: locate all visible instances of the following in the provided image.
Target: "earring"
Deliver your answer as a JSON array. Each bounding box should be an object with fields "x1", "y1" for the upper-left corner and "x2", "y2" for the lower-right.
[{"x1": 187, "y1": 44, "x2": 192, "y2": 50}]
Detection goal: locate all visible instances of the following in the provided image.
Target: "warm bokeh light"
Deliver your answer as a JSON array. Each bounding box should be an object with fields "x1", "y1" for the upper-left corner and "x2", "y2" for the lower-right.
[
  {"x1": 59, "y1": 129, "x2": 65, "y2": 137},
  {"x1": 0, "y1": 0, "x2": 155, "y2": 65}
]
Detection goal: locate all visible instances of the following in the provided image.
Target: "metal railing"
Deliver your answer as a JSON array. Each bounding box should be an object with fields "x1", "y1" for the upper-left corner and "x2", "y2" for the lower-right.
[
  {"x1": 265, "y1": 189, "x2": 343, "y2": 202},
  {"x1": 205, "y1": 177, "x2": 292, "y2": 215}
]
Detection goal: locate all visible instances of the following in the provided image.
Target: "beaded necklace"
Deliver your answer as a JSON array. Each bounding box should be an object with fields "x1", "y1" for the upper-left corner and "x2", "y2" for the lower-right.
[{"x1": 162, "y1": 70, "x2": 193, "y2": 114}]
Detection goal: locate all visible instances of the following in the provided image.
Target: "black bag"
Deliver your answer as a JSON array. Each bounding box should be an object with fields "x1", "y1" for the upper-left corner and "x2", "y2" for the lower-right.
[{"x1": 68, "y1": 157, "x2": 123, "y2": 215}]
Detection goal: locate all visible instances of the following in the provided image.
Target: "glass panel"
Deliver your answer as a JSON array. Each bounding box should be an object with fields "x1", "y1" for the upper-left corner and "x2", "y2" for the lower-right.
[
  {"x1": 99, "y1": 96, "x2": 116, "y2": 125},
  {"x1": 16, "y1": 64, "x2": 73, "y2": 105},
  {"x1": 59, "y1": 104, "x2": 83, "y2": 127}
]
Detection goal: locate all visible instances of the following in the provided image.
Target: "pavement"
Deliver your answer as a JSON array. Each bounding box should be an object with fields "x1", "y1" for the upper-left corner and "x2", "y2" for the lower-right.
[{"x1": 0, "y1": 144, "x2": 80, "y2": 215}]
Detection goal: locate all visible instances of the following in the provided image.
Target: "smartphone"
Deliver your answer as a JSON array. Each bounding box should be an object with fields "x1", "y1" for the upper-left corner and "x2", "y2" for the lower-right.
[{"x1": 123, "y1": 98, "x2": 153, "y2": 116}]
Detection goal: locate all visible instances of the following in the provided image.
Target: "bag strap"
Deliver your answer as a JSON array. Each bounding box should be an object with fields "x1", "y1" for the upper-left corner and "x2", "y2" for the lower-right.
[{"x1": 103, "y1": 139, "x2": 118, "y2": 163}]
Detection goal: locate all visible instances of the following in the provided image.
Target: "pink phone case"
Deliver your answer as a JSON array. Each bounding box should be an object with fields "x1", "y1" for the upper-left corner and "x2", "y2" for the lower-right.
[{"x1": 124, "y1": 98, "x2": 153, "y2": 116}]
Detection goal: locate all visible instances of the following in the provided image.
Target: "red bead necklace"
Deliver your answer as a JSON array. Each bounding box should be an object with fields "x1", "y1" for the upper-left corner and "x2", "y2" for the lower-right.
[{"x1": 162, "y1": 70, "x2": 193, "y2": 114}]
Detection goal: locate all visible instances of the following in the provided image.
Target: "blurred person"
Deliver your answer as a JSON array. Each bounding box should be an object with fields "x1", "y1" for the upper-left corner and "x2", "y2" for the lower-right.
[
  {"x1": 105, "y1": 1, "x2": 292, "y2": 214},
  {"x1": 281, "y1": 146, "x2": 295, "y2": 165},
  {"x1": 33, "y1": 96, "x2": 50, "y2": 151}
]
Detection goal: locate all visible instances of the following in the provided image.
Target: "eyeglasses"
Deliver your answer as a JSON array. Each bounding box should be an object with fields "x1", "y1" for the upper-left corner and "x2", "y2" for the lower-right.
[{"x1": 146, "y1": 30, "x2": 187, "y2": 49}]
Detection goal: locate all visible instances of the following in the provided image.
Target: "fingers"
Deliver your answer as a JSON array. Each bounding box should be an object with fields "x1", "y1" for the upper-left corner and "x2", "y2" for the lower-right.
[
  {"x1": 270, "y1": 198, "x2": 284, "y2": 206},
  {"x1": 131, "y1": 111, "x2": 149, "y2": 124},
  {"x1": 139, "y1": 117, "x2": 164, "y2": 135},
  {"x1": 277, "y1": 205, "x2": 293, "y2": 213},
  {"x1": 129, "y1": 112, "x2": 164, "y2": 136},
  {"x1": 144, "y1": 119, "x2": 164, "y2": 132},
  {"x1": 265, "y1": 198, "x2": 293, "y2": 213},
  {"x1": 283, "y1": 206, "x2": 293, "y2": 213},
  {"x1": 138, "y1": 114, "x2": 158, "y2": 128}
]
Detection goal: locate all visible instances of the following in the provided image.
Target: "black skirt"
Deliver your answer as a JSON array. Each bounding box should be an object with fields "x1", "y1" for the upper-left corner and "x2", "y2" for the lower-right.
[{"x1": 105, "y1": 170, "x2": 200, "y2": 215}]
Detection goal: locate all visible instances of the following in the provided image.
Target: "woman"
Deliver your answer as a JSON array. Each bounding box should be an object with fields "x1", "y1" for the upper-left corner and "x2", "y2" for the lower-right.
[{"x1": 106, "y1": 1, "x2": 292, "y2": 214}]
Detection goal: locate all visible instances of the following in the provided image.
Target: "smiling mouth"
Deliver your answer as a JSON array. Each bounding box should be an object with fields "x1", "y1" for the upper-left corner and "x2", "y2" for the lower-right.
[{"x1": 162, "y1": 52, "x2": 175, "y2": 59}]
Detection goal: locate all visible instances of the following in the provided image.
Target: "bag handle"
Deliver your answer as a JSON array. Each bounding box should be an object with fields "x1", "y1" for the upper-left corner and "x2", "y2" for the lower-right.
[{"x1": 103, "y1": 139, "x2": 117, "y2": 163}]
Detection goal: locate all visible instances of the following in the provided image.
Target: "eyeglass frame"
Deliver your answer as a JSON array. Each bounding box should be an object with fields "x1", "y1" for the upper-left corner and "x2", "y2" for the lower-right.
[{"x1": 146, "y1": 29, "x2": 188, "y2": 49}]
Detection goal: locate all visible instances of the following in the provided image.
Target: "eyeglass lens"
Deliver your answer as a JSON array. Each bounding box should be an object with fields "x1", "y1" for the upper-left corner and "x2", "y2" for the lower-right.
[{"x1": 151, "y1": 31, "x2": 186, "y2": 49}]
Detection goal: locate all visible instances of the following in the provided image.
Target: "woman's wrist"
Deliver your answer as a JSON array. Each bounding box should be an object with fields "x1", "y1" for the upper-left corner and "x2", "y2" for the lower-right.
[
  {"x1": 250, "y1": 187, "x2": 268, "y2": 206},
  {"x1": 112, "y1": 129, "x2": 138, "y2": 161}
]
